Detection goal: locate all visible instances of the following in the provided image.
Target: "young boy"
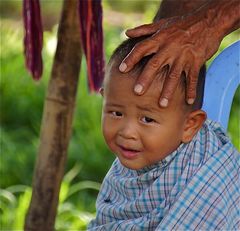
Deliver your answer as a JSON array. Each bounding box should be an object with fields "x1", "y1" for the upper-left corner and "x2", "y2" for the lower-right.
[{"x1": 88, "y1": 37, "x2": 240, "y2": 230}]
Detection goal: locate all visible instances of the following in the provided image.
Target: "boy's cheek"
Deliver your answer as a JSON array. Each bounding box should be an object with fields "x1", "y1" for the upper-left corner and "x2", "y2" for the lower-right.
[
  {"x1": 102, "y1": 128, "x2": 116, "y2": 154},
  {"x1": 102, "y1": 117, "x2": 112, "y2": 142},
  {"x1": 102, "y1": 113, "x2": 122, "y2": 152}
]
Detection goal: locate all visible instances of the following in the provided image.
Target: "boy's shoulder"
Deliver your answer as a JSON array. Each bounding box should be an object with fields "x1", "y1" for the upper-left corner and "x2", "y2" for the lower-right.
[
  {"x1": 89, "y1": 120, "x2": 239, "y2": 230},
  {"x1": 199, "y1": 119, "x2": 238, "y2": 154}
]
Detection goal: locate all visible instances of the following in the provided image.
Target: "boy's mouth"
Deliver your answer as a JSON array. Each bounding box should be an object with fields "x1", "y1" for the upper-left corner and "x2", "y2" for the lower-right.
[{"x1": 118, "y1": 145, "x2": 141, "y2": 160}]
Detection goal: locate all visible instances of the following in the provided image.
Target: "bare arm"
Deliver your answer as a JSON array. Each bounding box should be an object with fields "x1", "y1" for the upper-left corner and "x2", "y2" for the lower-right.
[{"x1": 120, "y1": 0, "x2": 240, "y2": 107}]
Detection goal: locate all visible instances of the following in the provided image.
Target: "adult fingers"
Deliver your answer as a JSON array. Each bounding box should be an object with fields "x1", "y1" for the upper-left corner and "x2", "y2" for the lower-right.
[
  {"x1": 126, "y1": 19, "x2": 167, "y2": 38},
  {"x1": 119, "y1": 40, "x2": 157, "y2": 73},
  {"x1": 133, "y1": 53, "x2": 170, "y2": 95},
  {"x1": 159, "y1": 62, "x2": 182, "y2": 107},
  {"x1": 186, "y1": 66, "x2": 199, "y2": 104},
  {"x1": 126, "y1": 23, "x2": 158, "y2": 38}
]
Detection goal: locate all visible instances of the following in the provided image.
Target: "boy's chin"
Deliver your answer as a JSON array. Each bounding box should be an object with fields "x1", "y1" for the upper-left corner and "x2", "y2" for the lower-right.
[{"x1": 118, "y1": 157, "x2": 150, "y2": 171}]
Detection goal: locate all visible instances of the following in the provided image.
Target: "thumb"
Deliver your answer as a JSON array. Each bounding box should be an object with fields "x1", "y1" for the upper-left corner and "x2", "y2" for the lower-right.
[{"x1": 126, "y1": 20, "x2": 166, "y2": 38}]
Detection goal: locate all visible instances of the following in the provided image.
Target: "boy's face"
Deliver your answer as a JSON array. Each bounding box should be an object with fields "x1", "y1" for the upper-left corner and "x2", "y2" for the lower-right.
[{"x1": 102, "y1": 63, "x2": 188, "y2": 170}]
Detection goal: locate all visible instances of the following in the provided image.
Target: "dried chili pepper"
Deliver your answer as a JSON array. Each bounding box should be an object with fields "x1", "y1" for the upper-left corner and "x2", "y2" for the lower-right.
[
  {"x1": 23, "y1": 0, "x2": 43, "y2": 80},
  {"x1": 78, "y1": 0, "x2": 104, "y2": 92}
]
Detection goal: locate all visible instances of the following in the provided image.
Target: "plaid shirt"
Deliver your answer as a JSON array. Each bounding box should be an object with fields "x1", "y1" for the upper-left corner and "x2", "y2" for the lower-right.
[{"x1": 88, "y1": 120, "x2": 240, "y2": 230}]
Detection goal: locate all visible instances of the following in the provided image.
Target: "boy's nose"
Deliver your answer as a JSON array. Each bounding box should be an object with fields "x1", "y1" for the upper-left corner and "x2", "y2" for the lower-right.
[{"x1": 118, "y1": 122, "x2": 138, "y2": 140}]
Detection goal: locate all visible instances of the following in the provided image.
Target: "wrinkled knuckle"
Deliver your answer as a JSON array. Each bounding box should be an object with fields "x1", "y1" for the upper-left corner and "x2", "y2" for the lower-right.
[
  {"x1": 149, "y1": 58, "x2": 160, "y2": 70},
  {"x1": 189, "y1": 77, "x2": 198, "y2": 85},
  {"x1": 169, "y1": 70, "x2": 180, "y2": 80},
  {"x1": 138, "y1": 71, "x2": 154, "y2": 83},
  {"x1": 149, "y1": 33, "x2": 163, "y2": 43},
  {"x1": 131, "y1": 49, "x2": 142, "y2": 58},
  {"x1": 187, "y1": 85, "x2": 197, "y2": 94},
  {"x1": 134, "y1": 42, "x2": 146, "y2": 51},
  {"x1": 127, "y1": 49, "x2": 142, "y2": 64}
]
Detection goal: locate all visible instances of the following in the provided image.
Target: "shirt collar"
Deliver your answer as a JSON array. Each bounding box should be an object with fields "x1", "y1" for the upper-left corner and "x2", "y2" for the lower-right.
[{"x1": 136, "y1": 142, "x2": 186, "y2": 175}]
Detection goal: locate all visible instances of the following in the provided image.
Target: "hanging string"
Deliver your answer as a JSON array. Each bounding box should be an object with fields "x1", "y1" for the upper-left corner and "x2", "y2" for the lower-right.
[
  {"x1": 78, "y1": 0, "x2": 105, "y2": 92},
  {"x1": 23, "y1": 0, "x2": 104, "y2": 88},
  {"x1": 23, "y1": 0, "x2": 43, "y2": 80}
]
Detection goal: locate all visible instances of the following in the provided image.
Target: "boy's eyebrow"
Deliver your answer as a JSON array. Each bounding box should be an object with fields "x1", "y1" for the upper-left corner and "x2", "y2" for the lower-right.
[
  {"x1": 105, "y1": 103, "x2": 164, "y2": 114},
  {"x1": 105, "y1": 103, "x2": 124, "y2": 108},
  {"x1": 136, "y1": 104, "x2": 160, "y2": 113},
  {"x1": 137, "y1": 105, "x2": 166, "y2": 121}
]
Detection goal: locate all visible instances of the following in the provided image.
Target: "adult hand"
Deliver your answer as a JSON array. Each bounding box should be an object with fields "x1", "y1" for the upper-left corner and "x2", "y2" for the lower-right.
[{"x1": 119, "y1": 14, "x2": 221, "y2": 107}]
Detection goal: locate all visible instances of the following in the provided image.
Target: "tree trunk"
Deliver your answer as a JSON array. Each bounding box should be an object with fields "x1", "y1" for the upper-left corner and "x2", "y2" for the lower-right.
[{"x1": 24, "y1": 0, "x2": 81, "y2": 230}]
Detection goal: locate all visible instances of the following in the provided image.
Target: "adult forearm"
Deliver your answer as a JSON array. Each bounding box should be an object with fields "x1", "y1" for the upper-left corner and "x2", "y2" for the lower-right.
[
  {"x1": 156, "y1": 0, "x2": 240, "y2": 59},
  {"x1": 155, "y1": 0, "x2": 240, "y2": 39},
  {"x1": 154, "y1": 0, "x2": 209, "y2": 20},
  {"x1": 202, "y1": 0, "x2": 240, "y2": 39},
  {"x1": 153, "y1": 0, "x2": 240, "y2": 39}
]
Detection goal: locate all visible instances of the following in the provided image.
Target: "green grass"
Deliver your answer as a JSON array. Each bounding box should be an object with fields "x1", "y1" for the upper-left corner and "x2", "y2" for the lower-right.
[{"x1": 0, "y1": 165, "x2": 101, "y2": 230}]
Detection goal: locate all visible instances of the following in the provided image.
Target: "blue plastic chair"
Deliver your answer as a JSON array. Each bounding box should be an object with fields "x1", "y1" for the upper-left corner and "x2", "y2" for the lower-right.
[{"x1": 202, "y1": 40, "x2": 240, "y2": 130}]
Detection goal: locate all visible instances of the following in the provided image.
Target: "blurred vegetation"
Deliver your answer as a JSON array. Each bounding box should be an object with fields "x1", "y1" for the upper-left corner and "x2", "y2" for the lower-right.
[{"x1": 0, "y1": 1, "x2": 239, "y2": 230}]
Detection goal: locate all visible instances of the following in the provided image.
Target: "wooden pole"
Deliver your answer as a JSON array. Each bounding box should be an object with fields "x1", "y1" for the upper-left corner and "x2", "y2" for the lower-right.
[{"x1": 24, "y1": 0, "x2": 81, "y2": 230}]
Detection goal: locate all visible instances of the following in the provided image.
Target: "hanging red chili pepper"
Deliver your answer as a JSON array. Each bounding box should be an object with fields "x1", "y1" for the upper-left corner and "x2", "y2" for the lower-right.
[
  {"x1": 78, "y1": 0, "x2": 105, "y2": 92},
  {"x1": 23, "y1": 0, "x2": 43, "y2": 80}
]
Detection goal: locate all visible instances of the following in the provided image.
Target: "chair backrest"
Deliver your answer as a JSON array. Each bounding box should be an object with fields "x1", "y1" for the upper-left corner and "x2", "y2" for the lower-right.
[{"x1": 202, "y1": 40, "x2": 240, "y2": 130}]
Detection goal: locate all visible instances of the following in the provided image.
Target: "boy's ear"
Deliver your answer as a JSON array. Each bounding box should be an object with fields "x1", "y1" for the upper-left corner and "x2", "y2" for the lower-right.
[
  {"x1": 181, "y1": 110, "x2": 207, "y2": 143},
  {"x1": 99, "y1": 87, "x2": 104, "y2": 96}
]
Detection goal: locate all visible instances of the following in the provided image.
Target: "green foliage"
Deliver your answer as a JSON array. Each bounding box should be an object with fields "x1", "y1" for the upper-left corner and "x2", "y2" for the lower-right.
[
  {"x1": 1, "y1": 19, "x2": 114, "y2": 229},
  {"x1": 1, "y1": 20, "x2": 114, "y2": 188},
  {"x1": 228, "y1": 86, "x2": 240, "y2": 148},
  {"x1": 105, "y1": 0, "x2": 159, "y2": 13},
  {"x1": 0, "y1": 185, "x2": 31, "y2": 230},
  {"x1": 0, "y1": 165, "x2": 100, "y2": 230}
]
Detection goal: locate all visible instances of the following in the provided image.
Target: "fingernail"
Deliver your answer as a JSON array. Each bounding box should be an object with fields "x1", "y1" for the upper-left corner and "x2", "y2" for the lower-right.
[
  {"x1": 134, "y1": 84, "x2": 143, "y2": 94},
  {"x1": 160, "y1": 98, "x2": 168, "y2": 107},
  {"x1": 187, "y1": 98, "x2": 195, "y2": 104},
  {"x1": 119, "y1": 62, "x2": 127, "y2": 72}
]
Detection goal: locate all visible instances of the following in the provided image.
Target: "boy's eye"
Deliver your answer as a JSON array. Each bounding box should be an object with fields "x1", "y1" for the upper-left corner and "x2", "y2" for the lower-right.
[
  {"x1": 141, "y1": 116, "x2": 155, "y2": 124},
  {"x1": 111, "y1": 111, "x2": 122, "y2": 117}
]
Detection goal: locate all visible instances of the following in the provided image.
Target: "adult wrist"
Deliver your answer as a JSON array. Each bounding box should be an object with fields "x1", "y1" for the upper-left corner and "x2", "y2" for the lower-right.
[{"x1": 203, "y1": 0, "x2": 240, "y2": 40}]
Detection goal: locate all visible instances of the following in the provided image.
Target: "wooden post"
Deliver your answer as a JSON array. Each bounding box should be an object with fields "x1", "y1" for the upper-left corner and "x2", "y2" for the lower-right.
[{"x1": 24, "y1": 0, "x2": 81, "y2": 230}]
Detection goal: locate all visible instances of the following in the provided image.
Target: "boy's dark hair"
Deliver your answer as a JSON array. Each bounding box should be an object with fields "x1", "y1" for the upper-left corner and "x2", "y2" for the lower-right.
[{"x1": 109, "y1": 36, "x2": 206, "y2": 110}]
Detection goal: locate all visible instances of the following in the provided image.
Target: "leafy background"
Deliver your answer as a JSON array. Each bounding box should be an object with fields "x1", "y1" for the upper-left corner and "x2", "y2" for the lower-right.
[{"x1": 0, "y1": 1, "x2": 239, "y2": 230}]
